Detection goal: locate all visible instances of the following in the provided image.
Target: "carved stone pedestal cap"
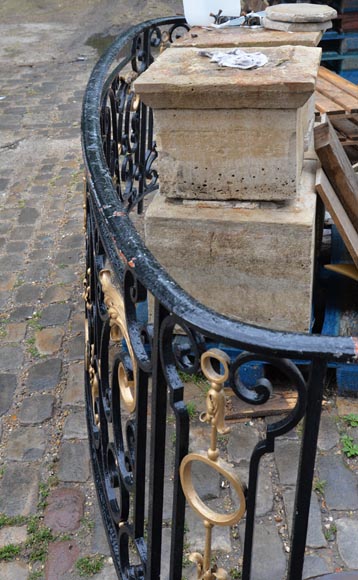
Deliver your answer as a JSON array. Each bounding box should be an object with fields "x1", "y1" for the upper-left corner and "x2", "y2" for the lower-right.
[
  {"x1": 134, "y1": 45, "x2": 321, "y2": 110},
  {"x1": 265, "y1": 3, "x2": 337, "y2": 23}
]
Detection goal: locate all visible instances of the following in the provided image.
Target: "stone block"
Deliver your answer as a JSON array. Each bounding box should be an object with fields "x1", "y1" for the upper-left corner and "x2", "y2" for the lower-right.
[
  {"x1": 135, "y1": 45, "x2": 321, "y2": 201},
  {"x1": 145, "y1": 160, "x2": 317, "y2": 332},
  {"x1": 153, "y1": 106, "x2": 308, "y2": 201}
]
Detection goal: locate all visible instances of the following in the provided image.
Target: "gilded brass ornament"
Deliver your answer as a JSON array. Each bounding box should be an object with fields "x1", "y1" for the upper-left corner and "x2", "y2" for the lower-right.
[
  {"x1": 179, "y1": 349, "x2": 246, "y2": 579},
  {"x1": 99, "y1": 269, "x2": 137, "y2": 413}
]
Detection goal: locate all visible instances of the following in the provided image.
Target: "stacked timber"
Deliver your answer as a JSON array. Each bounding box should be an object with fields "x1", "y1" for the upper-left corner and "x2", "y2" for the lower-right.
[{"x1": 135, "y1": 43, "x2": 322, "y2": 332}]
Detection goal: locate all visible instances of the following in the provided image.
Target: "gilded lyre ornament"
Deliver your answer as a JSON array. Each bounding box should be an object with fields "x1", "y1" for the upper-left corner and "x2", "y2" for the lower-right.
[
  {"x1": 180, "y1": 349, "x2": 246, "y2": 579},
  {"x1": 99, "y1": 269, "x2": 137, "y2": 413}
]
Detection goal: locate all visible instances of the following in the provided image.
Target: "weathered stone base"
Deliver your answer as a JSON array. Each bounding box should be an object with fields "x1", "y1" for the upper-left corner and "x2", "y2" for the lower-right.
[
  {"x1": 154, "y1": 101, "x2": 312, "y2": 201},
  {"x1": 145, "y1": 160, "x2": 317, "y2": 332}
]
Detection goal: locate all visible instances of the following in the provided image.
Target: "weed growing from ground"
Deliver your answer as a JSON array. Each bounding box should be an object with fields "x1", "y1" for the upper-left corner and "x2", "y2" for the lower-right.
[
  {"x1": 342, "y1": 414, "x2": 358, "y2": 428},
  {"x1": 341, "y1": 434, "x2": 358, "y2": 458},
  {"x1": 0, "y1": 544, "x2": 21, "y2": 561},
  {"x1": 75, "y1": 554, "x2": 105, "y2": 576}
]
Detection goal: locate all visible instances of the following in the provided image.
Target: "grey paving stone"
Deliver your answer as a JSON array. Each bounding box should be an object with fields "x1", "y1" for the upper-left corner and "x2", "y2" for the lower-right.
[
  {"x1": 65, "y1": 334, "x2": 84, "y2": 361},
  {"x1": 0, "y1": 373, "x2": 16, "y2": 416},
  {"x1": 0, "y1": 463, "x2": 39, "y2": 515},
  {"x1": 6, "y1": 425, "x2": 46, "y2": 461},
  {"x1": 19, "y1": 394, "x2": 55, "y2": 424},
  {"x1": 27, "y1": 358, "x2": 62, "y2": 391},
  {"x1": 186, "y1": 504, "x2": 232, "y2": 553},
  {"x1": 239, "y1": 520, "x2": 287, "y2": 580},
  {"x1": 9, "y1": 305, "x2": 34, "y2": 322},
  {"x1": 10, "y1": 226, "x2": 33, "y2": 241},
  {"x1": 58, "y1": 441, "x2": 90, "y2": 482},
  {"x1": 43, "y1": 285, "x2": 72, "y2": 304},
  {"x1": 0, "y1": 346, "x2": 23, "y2": 372},
  {"x1": 318, "y1": 454, "x2": 358, "y2": 511},
  {"x1": 336, "y1": 517, "x2": 358, "y2": 568},
  {"x1": 92, "y1": 500, "x2": 111, "y2": 556},
  {"x1": 0, "y1": 253, "x2": 25, "y2": 272},
  {"x1": 0, "y1": 525, "x2": 27, "y2": 547},
  {"x1": 15, "y1": 283, "x2": 42, "y2": 304},
  {"x1": 302, "y1": 553, "x2": 331, "y2": 579},
  {"x1": 227, "y1": 423, "x2": 260, "y2": 463},
  {"x1": 161, "y1": 526, "x2": 172, "y2": 579},
  {"x1": 63, "y1": 409, "x2": 88, "y2": 439},
  {"x1": 317, "y1": 413, "x2": 339, "y2": 451},
  {"x1": 6, "y1": 241, "x2": 27, "y2": 253},
  {"x1": 236, "y1": 460, "x2": 273, "y2": 516},
  {"x1": 283, "y1": 487, "x2": 326, "y2": 548},
  {"x1": 40, "y1": 303, "x2": 71, "y2": 326},
  {"x1": 0, "y1": 561, "x2": 28, "y2": 580},
  {"x1": 274, "y1": 439, "x2": 300, "y2": 485},
  {"x1": 18, "y1": 206, "x2": 39, "y2": 224},
  {"x1": 62, "y1": 362, "x2": 84, "y2": 406},
  {"x1": 190, "y1": 458, "x2": 220, "y2": 501}
]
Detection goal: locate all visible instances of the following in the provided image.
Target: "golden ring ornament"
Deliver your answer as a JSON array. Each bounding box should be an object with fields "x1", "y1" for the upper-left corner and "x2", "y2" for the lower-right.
[{"x1": 180, "y1": 452, "x2": 246, "y2": 527}]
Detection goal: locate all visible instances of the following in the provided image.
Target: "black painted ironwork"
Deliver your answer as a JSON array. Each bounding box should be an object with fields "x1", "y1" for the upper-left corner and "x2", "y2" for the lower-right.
[{"x1": 82, "y1": 17, "x2": 358, "y2": 580}]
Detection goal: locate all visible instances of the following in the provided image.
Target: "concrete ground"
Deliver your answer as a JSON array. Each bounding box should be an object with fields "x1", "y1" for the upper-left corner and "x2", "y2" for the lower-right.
[{"x1": 0, "y1": 0, "x2": 358, "y2": 578}]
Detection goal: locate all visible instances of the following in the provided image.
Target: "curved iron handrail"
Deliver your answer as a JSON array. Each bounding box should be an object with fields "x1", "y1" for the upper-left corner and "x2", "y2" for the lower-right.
[
  {"x1": 82, "y1": 18, "x2": 357, "y2": 363},
  {"x1": 82, "y1": 17, "x2": 358, "y2": 580}
]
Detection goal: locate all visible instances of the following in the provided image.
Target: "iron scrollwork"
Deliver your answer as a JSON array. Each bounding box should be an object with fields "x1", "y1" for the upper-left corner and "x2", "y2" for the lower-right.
[{"x1": 82, "y1": 15, "x2": 358, "y2": 580}]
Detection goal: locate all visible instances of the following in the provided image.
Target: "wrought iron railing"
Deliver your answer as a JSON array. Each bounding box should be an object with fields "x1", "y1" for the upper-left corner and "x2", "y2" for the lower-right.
[{"x1": 81, "y1": 17, "x2": 358, "y2": 580}]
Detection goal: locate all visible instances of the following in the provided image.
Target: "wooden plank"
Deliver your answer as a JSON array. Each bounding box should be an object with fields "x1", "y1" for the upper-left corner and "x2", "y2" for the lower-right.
[
  {"x1": 319, "y1": 66, "x2": 358, "y2": 100},
  {"x1": 316, "y1": 77, "x2": 358, "y2": 114},
  {"x1": 325, "y1": 263, "x2": 358, "y2": 281},
  {"x1": 315, "y1": 168, "x2": 358, "y2": 269},
  {"x1": 225, "y1": 388, "x2": 297, "y2": 420},
  {"x1": 330, "y1": 117, "x2": 358, "y2": 141},
  {"x1": 314, "y1": 115, "x2": 358, "y2": 231},
  {"x1": 315, "y1": 91, "x2": 345, "y2": 115}
]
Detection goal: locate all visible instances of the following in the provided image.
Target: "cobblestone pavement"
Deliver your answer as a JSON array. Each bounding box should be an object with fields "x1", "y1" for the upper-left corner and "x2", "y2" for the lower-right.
[{"x1": 1, "y1": 1, "x2": 358, "y2": 579}]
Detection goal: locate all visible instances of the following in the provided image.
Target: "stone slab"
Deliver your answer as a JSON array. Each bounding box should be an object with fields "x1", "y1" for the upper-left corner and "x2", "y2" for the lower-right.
[
  {"x1": 154, "y1": 104, "x2": 310, "y2": 200},
  {"x1": 0, "y1": 561, "x2": 28, "y2": 580},
  {"x1": 62, "y1": 362, "x2": 84, "y2": 406},
  {"x1": 236, "y1": 459, "x2": 273, "y2": 516},
  {"x1": 265, "y1": 4, "x2": 337, "y2": 23},
  {"x1": 0, "y1": 463, "x2": 39, "y2": 515},
  {"x1": 35, "y1": 327, "x2": 64, "y2": 355},
  {"x1": 318, "y1": 455, "x2": 358, "y2": 511},
  {"x1": 186, "y1": 503, "x2": 232, "y2": 553},
  {"x1": 283, "y1": 487, "x2": 326, "y2": 548},
  {"x1": 239, "y1": 520, "x2": 287, "y2": 580},
  {"x1": 174, "y1": 27, "x2": 322, "y2": 48},
  {"x1": 227, "y1": 423, "x2": 260, "y2": 463},
  {"x1": 6, "y1": 425, "x2": 46, "y2": 461},
  {"x1": 317, "y1": 413, "x2": 339, "y2": 452},
  {"x1": 27, "y1": 358, "x2": 62, "y2": 391},
  {"x1": 44, "y1": 487, "x2": 85, "y2": 532},
  {"x1": 63, "y1": 409, "x2": 88, "y2": 439},
  {"x1": 134, "y1": 45, "x2": 322, "y2": 109},
  {"x1": 264, "y1": 17, "x2": 332, "y2": 33},
  {"x1": 336, "y1": 517, "x2": 358, "y2": 569},
  {"x1": 45, "y1": 540, "x2": 80, "y2": 580},
  {"x1": 303, "y1": 554, "x2": 330, "y2": 579},
  {"x1": 19, "y1": 394, "x2": 55, "y2": 424},
  {"x1": 0, "y1": 525, "x2": 27, "y2": 547},
  {"x1": 0, "y1": 373, "x2": 16, "y2": 416},
  {"x1": 275, "y1": 439, "x2": 300, "y2": 485},
  {"x1": 145, "y1": 161, "x2": 316, "y2": 332},
  {"x1": 58, "y1": 441, "x2": 90, "y2": 482},
  {"x1": 0, "y1": 346, "x2": 23, "y2": 372}
]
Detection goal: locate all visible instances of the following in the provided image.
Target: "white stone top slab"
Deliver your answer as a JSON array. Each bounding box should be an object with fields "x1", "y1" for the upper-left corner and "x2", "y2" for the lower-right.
[
  {"x1": 134, "y1": 45, "x2": 322, "y2": 109},
  {"x1": 265, "y1": 3, "x2": 337, "y2": 23}
]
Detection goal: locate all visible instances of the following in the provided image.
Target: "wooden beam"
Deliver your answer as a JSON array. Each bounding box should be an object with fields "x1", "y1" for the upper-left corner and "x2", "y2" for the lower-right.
[
  {"x1": 314, "y1": 115, "x2": 358, "y2": 231},
  {"x1": 319, "y1": 66, "x2": 358, "y2": 100},
  {"x1": 315, "y1": 168, "x2": 358, "y2": 269},
  {"x1": 316, "y1": 77, "x2": 358, "y2": 114}
]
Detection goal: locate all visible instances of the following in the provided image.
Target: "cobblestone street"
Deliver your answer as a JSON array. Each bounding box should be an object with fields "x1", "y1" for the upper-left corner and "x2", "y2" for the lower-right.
[{"x1": 0, "y1": 1, "x2": 358, "y2": 578}]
